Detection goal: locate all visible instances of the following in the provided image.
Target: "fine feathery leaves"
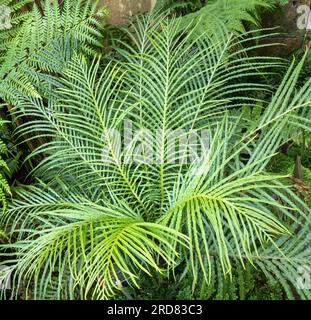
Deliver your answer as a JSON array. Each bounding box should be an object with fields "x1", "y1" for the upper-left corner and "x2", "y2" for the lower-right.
[
  {"x1": 1, "y1": 11, "x2": 310, "y2": 299},
  {"x1": 155, "y1": 0, "x2": 286, "y2": 36},
  {"x1": 0, "y1": 0, "x2": 108, "y2": 104}
]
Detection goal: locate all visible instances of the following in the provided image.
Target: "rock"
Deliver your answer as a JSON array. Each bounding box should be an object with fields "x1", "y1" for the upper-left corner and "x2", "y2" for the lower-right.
[
  {"x1": 259, "y1": 0, "x2": 311, "y2": 56},
  {"x1": 100, "y1": 0, "x2": 156, "y2": 25}
]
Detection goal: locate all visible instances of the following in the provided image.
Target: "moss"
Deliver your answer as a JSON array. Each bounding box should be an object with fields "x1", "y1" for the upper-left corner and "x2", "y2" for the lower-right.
[{"x1": 268, "y1": 150, "x2": 311, "y2": 186}]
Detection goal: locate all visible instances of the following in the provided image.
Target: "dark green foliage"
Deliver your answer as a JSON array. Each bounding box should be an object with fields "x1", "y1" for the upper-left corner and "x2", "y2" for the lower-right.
[
  {"x1": 155, "y1": 0, "x2": 290, "y2": 36},
  {"x1": 0, "y1": 117, "x2": 11, "y2": 211},
  {"x1": 117, "y1": 262, "x2": 286, "y2": 300},
  {"x1": 270, "y1": 151, "x2": 310, "y2": 174}
]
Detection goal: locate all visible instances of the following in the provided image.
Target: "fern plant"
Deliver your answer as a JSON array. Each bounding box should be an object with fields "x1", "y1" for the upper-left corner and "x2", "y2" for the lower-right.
[
  {"x1": 126, "y1": 260, "x2": 286, "y2": 300},
  {"x1": 0, "y1": 0, "x2": 108, "y2": 104},
  {"x1": 0, "y1": 11, "x2": 311, "y2": 300},
  {"x1": 155, "y1": 0, "x2": 289, "y2": 36},
  {"x1": 0, "y1": 117, "x2": 11, "y2": 212}
]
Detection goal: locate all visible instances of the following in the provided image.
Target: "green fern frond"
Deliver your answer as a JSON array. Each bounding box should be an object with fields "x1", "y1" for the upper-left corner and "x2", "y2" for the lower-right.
[
  {"x1": 0, "y1": 117, "x2": 11, "y2": 212},
  {"x1": 156, "y1": 0, "x2": 273, "y2": 35},
  {"x1": 0, "y1": 0, "x2": 108, "y2": 103}
]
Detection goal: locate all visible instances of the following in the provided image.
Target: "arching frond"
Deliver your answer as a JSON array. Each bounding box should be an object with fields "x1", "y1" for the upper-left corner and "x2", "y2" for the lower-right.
[{"x1": 1, "y1": 184, "x2": 187, "y2": 300}]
